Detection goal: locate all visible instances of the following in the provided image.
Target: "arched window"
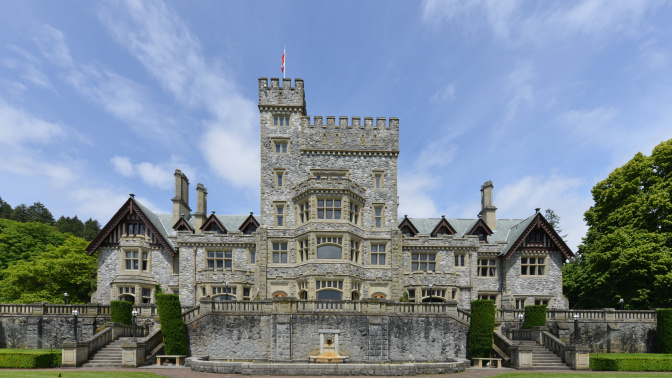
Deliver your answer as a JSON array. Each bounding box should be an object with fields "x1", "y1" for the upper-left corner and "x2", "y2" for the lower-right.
[
  {"x1": 316, "y1": 236, "x2": 342, "y2": 259},
  {"x1": 371, "y1": 293, "x2": 386, "y2": 299},
  {"x1": 119, "y1": 294, "x2": 135, "y2": 302},
  {"x1": 272, "y1": 291, "x2": 288, "y2": 298},
  {"x1": 316, "y1": 290, "x2": 342, "y2": 300},
  {"x1": 299, "y1": 290, "x2": 308, "y2": 300}
]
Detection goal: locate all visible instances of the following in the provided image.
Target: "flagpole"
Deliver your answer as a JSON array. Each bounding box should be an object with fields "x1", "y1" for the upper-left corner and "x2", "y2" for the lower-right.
[{"x1": 283, "y1": 46, "x2": 286, "y2": 79}]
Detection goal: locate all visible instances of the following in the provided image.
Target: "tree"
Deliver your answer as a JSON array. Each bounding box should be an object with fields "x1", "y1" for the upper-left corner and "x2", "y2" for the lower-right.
[
  {"x1": 563, "y1": 139, "x2": 672, "y2": 309},
  {"x1": 0, "y1": 236, "x2": 97, "y2": 303},
  {"x1": 544, "y1": 209, "x2": 568, "y2": 243},
  {"x1": 0, "y1": 197, "x2": 12, "y2": 220},
  {"x1": 26, "y1": 202, "x2": 55, "y2": 224},
  {"x1": 55, "y1": 216, "x2": 85, "y2": 238},
  {"x1": 0, "y1": 219, "x2": 68, "y2": 275},
  {"x1": 83, "y1": 218, "x2": 101, "y2": 241}
]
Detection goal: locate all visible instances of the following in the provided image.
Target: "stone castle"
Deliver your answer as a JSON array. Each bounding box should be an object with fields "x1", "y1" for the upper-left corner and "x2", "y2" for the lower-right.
[{"x1": 86, "y1": 78, "x2": 574, "y2": 310}]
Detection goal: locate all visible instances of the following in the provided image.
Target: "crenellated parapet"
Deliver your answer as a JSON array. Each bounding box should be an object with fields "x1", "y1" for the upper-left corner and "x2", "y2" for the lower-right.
[
  {"x1": 299, "y1": 116, "x2": 399, "y2": 152},
  {"x1": 258, "y1": 77, "x2": 306, "y2": 114}
]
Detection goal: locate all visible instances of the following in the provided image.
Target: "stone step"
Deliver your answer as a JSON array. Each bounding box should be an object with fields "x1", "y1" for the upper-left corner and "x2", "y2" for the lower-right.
[
  {"x1": 82, "y1": 363, "x2": 123, "y2": 367},
  {"x1": 89, "y1": 356, "x2": 122, "y2": 361}
]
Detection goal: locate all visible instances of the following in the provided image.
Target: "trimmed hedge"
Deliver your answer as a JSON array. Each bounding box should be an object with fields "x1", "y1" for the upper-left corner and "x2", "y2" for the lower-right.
[
  {"x1": 590, "y1": 353, "x2": 672, "y2": 371},
  {"x1": 110, "y1": 300, "x2": 133, "y2": 325},
  {"x1": 468, "y1": 299, "x2": 496, "y2": 359},
  {"x1": 523, "y1": 305, "x2": 546, "y2": 328},
  {"x1": 156, "y1": 293, "x2": 187, "y2": 356},
  {"x1": 0, "y1": 349, "x2": 61, "y2": 368},
  {"x1": 658, "y1": 309, "x2": 672, "y2": 353}
]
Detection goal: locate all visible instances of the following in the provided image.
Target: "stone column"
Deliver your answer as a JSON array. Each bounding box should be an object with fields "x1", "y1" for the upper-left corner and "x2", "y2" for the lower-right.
[
  {"x1": 564, "y1": 345, "x2": 591, "y2": 370},
  {"x1": 61, "y1": 341, "x2": 90, "y2": 367},
  {"x1": 122, "y1": 341, "x2": 147, "y2": 367},
  {"x1": 509, "y1": 345, "x2": 534, "y2": 369}
]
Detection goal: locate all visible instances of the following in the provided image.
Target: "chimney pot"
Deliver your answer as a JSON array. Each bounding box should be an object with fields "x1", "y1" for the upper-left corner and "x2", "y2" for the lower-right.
[
  {"x1": 129, "y1": 193, "x2": 135, "y2": 198},
  {"x1": 535, "y1": 208, "x2": 541, "y2": 213}
]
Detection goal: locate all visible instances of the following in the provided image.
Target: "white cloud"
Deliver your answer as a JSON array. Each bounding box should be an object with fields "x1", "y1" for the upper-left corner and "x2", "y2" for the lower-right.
[
  {"x1": 0, "y1": 100, "x2": 65, "y2": 145},
  {"x1": 503, "y1": 61, "x2": 535, "y2": 123},
  {"x1": 496, "y1": 173, "x2": 592, "y2": 251},
  {"x1": 557, "y1": 107, "x2": 618, "y2": 146},
  {"x1": 421, "y1": 0, "x2": 663, "y2": 47},
  {"x1": 98, "y1": 0, "x2": 260, "y2": 189},
  {"x1": 398, "y1": 171, "x2": 438, "y2": 218},
  {"x1": 71, "y1": 187, "x2": 166, "y2": 222},
  {"x1": 431, "y1": 83, "x2": 456, "y2": 103},
  {"x1": 110, "y1": 155, "x2": 189, "y2": 190}
]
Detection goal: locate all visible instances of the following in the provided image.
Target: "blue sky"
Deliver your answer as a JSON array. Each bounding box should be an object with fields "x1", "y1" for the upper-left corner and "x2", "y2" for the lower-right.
[{"x1": 1, "y1": 1, "x2": 671, "y2": 250}]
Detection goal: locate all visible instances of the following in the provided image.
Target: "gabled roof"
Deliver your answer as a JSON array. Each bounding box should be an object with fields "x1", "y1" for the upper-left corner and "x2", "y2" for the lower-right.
[
  {"x1": 85, "y1": 197, "x2": 175, "y2": 256},
  {"x1": 466, "y1": 218, "x2": 494, "y2": 237},
  {"x1": 398, "y1": 216, "x2": 419, "y2": 236},
  {"x1": 200, "y1": 213, "x2": 228, "y2": 233},
  {"x1": 238, "y1": 212, "x2": 260, "y2": 233},
  {"x1": 500, "y1": 212, "x2": 574, "y2": 259},
  {"x1": 173, "y1": 216, "x2": 194, "y2": 232},
  {"x1": 430, "y1": 216, "x2": 457, "y2": 237}
]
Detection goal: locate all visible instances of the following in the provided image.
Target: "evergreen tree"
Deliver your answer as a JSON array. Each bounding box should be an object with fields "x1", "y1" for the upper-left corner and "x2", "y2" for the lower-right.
[
  {"x1": 11, "y1": 204, "x2": 30, "y2": 222},
  {"x1": 0, "y1": 197, "x2": 12, "y2": 220},
  {"x1": 544, "y1": 208, "x2": 568, "y2": 243},
  {"x1": 55, "y1": 215, "x2": 86, "y2": 238},
  {"x1": 26, "y1": 202, "x2": 55, "y2": 224},
  {"x1": 563, "y1": 139, "x2": 672, "y2": 309},
  {"x1": 83, "y1": 218, "x2": 102, "y2": 241}
]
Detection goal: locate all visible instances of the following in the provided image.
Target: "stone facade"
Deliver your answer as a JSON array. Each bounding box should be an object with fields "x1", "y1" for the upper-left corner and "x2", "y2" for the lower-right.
[{"x1": 88, "y1": 78, "x2": 574, "y2": 312}]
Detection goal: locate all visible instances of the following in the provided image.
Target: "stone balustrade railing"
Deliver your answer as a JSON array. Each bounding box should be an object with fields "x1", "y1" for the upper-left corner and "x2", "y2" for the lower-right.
[
  {"x1": 541, "y1": 330, "x2": 565, "y2": 357},
  {"x1": 497, "y1": 308, "x2": 656, "y2": 322},
  {"x1": 0, "y1": 302, "x2": 159, "y2": 317},
  {"x1": 62, "y1": 322, "x2": 147, "y2": 367}
]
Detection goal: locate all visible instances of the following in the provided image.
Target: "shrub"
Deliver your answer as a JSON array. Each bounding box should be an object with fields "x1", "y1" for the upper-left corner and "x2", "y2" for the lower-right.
[
  {"x1": 468, "y1": 299, "x2": 496, "y2": 359},
  {"x1": 0, "y1": 349, "x2": 61, "y2": 368},
  {"x1": 658, "y1": 309, "x2": 672, "y2": 353},
  {"x1": 110, "y1": 300, "x2": 133, "y2": 325},
  {"x1": 523, "y1": 305, "x2": 546, "y2": 328},
  {"x1": 156, "y1": 293, "x2": 187, "y2": 355},
  {"x1": 590, "y1": 353, "x2": 672, "y2": 371}
]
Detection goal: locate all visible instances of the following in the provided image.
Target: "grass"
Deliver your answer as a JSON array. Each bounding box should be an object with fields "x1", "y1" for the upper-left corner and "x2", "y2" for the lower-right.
[
  {"x1": 496, "y1": 374, "x2": 672, "y2": 377},
  {"x1": 0, "y1": 372, "x2": 165, "y2": 377}
]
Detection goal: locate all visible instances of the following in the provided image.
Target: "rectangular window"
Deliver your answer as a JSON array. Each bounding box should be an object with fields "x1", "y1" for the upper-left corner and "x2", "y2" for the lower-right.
[
  {"x1": 349, "y1": 203, "x2": 359, "y2": 224},
  {"x1": 373, "y1": 171, "x2": 384, "y2": 189},
  {"x1": 411, "y1": 253, "x2": 436, "y2": 272},
  {"x1": 370, "y1": 244, "x2": 386, "y2": 265},
  {"x1": 516, "y1": 299, "x2": 526, "y2": 309},
  {"x1": 298, "y1": 239, "x2": 309, "y2": 262},
  {"x1": 274, "y1": 141, "x2": 288, "y2": 153},
  {"x1": 479, "y1": 294, "x2": 497, "y2": 301},
  {"x1": 521, "y1": 257, "x2": 546, "y2": 275},
  {"x1": 277, "y1": 172, "x2": 284, "y2": 187},
  {"x1": 317, "y1": 199, "x2": 341, "y2": 220},
  {"x1": 124, "y1": 250, "x2": 148, "y2": 271},
  {"x1": 477, "y1": 258, "x2": 497, "y2": 277},
  {"x1": 141, "y1": 288, "x2": 151, "y2": 304},
  {"x1": 273, "y1": 242, "x2": 288, "y2": 263},
  {"x1": 454, "y1": 253, "x2": 466, "y2": 267},
  {"x1": 276, "y1": 205, "x2": 284, "y2": 227},
  {"x1": 373, "y1": 205, "x2": 383, "y2": 228},
  {"x1": 172, "y1": 255, "x2": 179, "y2": 274},
  {"x1": 350, "y1": 240, "x2": 360, "y2": 263},
  {"x1": 299, "y1": 202, "x2": 310, "y2": 224},
  {"x1": 250, "y1": 250, "x2": 256, "y2": 264},
  {"x1": 207, "y1": 251, "x2": 232, "y2": 270},
  {"x1": 535, "y1": 299, "x2": 549, "y2": 306},
  {"x1": 274, "y1": 115, "x2": 290, "y2": 126}
]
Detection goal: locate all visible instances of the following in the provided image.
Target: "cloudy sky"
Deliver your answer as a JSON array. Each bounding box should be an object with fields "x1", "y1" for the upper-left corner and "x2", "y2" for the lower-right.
[{"x1": 1, "y1": 1, "x2": 671, "y2": 250}]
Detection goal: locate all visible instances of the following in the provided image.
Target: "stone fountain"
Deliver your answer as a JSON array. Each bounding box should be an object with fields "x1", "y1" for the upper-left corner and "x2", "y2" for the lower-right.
[{"x1": 309, "y1": 330, "x2": 348, "y2": 363}]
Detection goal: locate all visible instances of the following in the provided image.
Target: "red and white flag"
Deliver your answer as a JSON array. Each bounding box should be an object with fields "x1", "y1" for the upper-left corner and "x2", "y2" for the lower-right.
[{"x1": 281, "y1": 48, "x2": 285, "y2": 77}]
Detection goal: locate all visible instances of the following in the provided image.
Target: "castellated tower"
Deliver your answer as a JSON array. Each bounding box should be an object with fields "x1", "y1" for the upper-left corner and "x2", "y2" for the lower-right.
[{"x1": 258, "y1": 77, "x2": 401, "y2": 300}]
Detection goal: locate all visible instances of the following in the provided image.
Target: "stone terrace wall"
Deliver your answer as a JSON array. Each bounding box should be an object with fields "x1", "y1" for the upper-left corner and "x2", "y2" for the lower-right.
[{"x1": 186, "y1": 312, "x2": 469, "y2": 362}]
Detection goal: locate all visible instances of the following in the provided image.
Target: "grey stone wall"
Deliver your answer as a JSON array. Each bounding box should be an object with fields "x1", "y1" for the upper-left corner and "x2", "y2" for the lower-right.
[
  {"x1": 186, "y1": 312, "x2": 469, "y2": 362},
  {"x1": 0, "y1": 315, "x2": 106, "y2": 349}
]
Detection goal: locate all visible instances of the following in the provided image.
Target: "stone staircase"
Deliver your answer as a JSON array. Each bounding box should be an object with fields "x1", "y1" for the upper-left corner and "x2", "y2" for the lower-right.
[
  {"x1": 519, "y1": 340, "x2": 570, "y2": 370},
  {"x1": 82, "y1": 337, "x2": 134, "y2": 367}
]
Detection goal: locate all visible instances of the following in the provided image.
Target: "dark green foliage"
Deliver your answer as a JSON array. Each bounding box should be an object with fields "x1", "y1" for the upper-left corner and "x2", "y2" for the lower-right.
[
  {"x1": 590, "y1": 353, "x2": 672, "y2": 371},
  {"x1": 564, "y1": 139, "x2": 672, "y2": 309},
  {"x1": 110, "y1": 300, "x2": 133, "y2": 325},
  {"x1": 0, "y1": 349, "x2": 61, "y2": 368},
  {"x1": 0, "y1": 233, "x2": 97, "y2": 303},
  {"x1": 0, "y1": 197, "x2": 12, "y2": 219},
  {"x1": 523, "y1": 305, "x2": 547, "y2": 328},
  {"x1": 0, "y1": 218, "x2": 68, "y2": 274},
  {"x1": 658, "y1": 309, "x2": 672, "y2": 354},
  {"x1": 156, "y1": 293, "x2": 187, "y2": 355},
  {"x1": 544, "y1": 209, "x2": 568, "y2": 242},
  {"x1": 55, "y1": 215, "x2": 102, "y2": 241},
  {"x1": 468, "y1": 299, "x2": 496, "y2": 358}
]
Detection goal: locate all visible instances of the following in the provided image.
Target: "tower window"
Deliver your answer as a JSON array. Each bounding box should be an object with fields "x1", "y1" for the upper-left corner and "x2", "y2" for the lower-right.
[
  {"x1": 272, "y1": 242, "x2": 288, "y2": 263},
  {"x1": 317, "y1": 199, "x2": 341, "y2": 220},
  {"x1": 370, "y1": 243, "x2": 386, "y2": 265},
  {"x1": 274, "y1": 115, "x2": 290, "y2": 126},
  {"x1": 274, "y1": 141, "x2": 288, "y2": 153}
]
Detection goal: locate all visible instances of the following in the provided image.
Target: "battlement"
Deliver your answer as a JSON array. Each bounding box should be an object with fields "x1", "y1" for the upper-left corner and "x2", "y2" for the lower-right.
[
  {"x1": 259, "y1": 78, "x2": 306, "y2": 111},
  {"x1": 300, "y1": 116, "x2": 399, "y2": 130}
]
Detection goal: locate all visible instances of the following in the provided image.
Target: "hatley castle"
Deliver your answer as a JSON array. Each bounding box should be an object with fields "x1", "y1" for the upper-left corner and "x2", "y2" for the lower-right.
[{"x1": 86, "y1": 78, "x2": 574, "y2": 312}]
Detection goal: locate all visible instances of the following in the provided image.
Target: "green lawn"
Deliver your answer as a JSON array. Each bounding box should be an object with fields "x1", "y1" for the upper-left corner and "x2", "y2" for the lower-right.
[
  {"x1": 0, "y1": 372, "x2": 164, "y2": 378},
  {"x1": 496, "y1": 374, "x2": 672, "y2": 377}
]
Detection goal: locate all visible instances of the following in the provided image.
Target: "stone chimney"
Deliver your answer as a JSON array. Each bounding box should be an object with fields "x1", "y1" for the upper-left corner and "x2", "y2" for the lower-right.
[
  {"x1": 479, "y1": 180, "x2": 497, "y2": 230},
  {"x1": 172, "y1": 169, "x2": 191, "y2": 226},
  {"x1": 194, "y1": 183, "x2": 208, "y2": 234}
]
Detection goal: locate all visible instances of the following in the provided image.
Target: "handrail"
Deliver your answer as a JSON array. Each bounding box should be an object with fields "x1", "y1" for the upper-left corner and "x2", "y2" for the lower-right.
[
  {"x1": 493, "y1": 330, "x2": 512, "y2": 360},
  {"x1": 182, "y1": 306, "x2": 201, "y2": 323},
  {"x1": 87, "y1": 327, "x2": 113, "y2": 357},
  {"x1": 541, "y1": 331, "x2": 566, "y2": 360},
  {"x1": 142, "y1": 328, "x2": 163, "y2": 356},
  {"x1": 497, "y1": 309, "x2": 657, "y2": 322}
]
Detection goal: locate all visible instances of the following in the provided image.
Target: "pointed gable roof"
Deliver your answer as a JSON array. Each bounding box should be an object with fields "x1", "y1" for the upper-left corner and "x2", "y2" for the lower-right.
[
  {"x1": 467, "y1": 217, "x2": 494, "y2": 237},
  {"x1": 430, "y1": 215, "x2": 457, "y2": 237},
  {"x1": 398, "y1": 215, "x2": 419, "y2": 237},
  {"x1": 172, "y1": 216, "x2": 194, "y2": 232},
  {"x1": 85, "y1": 197, "x2": 175, "y2": 256},
  {"x1": 200, "y1": 212, "x2": 228, "y2": 233},
  {"x1": 239, "y1": 212, "x2": 260, "y2": 234},
  {"x1": 501, "y1": 211, "x2": 574, "y2": 259}
]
